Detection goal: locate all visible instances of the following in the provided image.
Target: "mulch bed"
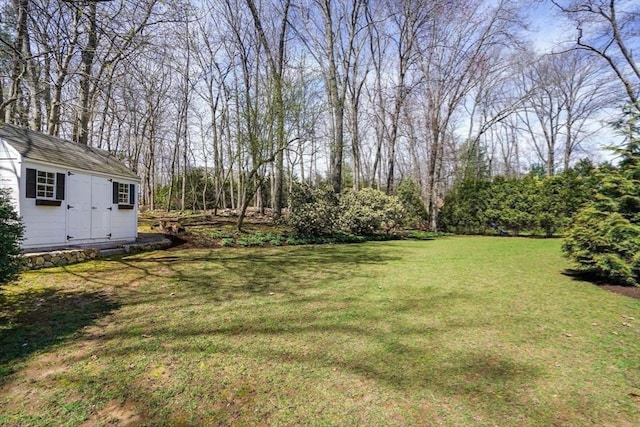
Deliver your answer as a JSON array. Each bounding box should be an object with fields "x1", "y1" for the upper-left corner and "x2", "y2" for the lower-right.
[
  {"x1": 600, "y1": 285, "x2": 640, "y2": 299},
  {"x1": 563, "y1": 270, "x2": 640, "y2": 299}
]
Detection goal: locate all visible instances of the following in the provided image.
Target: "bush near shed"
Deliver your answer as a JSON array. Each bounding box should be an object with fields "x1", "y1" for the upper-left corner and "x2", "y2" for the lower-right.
[{"x1": 0, "y1": 188, "x2": 24, "y2": 285}]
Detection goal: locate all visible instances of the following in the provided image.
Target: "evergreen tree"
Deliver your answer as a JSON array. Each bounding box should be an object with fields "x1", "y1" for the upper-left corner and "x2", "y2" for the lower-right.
[
  {"x1": 563, "y1": 107, "x2": 640, "y2": 285},
  {"x1": 439, "y1": 143, "x2": 491, "y2": 234},
  {"x1": 0, "y1": 189, "x2": 24, "y2": 285}
]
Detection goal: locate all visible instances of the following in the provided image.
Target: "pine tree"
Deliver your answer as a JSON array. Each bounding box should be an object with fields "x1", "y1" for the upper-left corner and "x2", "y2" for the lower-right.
[
  {"x1": 0, "y1": 189, "x2": 24, "y2": 285},
  {"x1": 563, "y1": 106, "x2": 640, "y2": 285}
]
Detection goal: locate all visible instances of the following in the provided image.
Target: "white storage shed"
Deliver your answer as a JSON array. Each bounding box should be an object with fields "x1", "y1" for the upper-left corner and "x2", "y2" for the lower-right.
[{"x1": 0, "y1": 123, "x2": 140, "y2": 250}]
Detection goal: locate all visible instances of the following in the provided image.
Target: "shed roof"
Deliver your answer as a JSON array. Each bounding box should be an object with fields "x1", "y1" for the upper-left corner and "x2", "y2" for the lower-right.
[{"x1": 0, "y1": 123, "x2": 138, "y2": 179}]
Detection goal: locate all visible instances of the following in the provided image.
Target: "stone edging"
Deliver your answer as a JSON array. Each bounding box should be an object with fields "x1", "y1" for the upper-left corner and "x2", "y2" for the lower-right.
[{"x1": 20, "y1": 238, "x2": 172, "y2": 271}]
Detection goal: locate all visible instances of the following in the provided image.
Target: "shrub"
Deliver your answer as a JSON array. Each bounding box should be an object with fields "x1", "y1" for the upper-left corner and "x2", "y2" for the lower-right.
[
  {"x1": 287, "y1": 183, "x2": 339, "y2": 236},
  {"x1": 338, "y1": 188, "x2": 405, "y2": 235},
  {"x1": 563, "y1": 208, "x2": 640, "y2": 285},
  {"x1": 0, "y1": 189, "x2": 24, "y2": 285},
  {"x1": 439, "y1": 178, "x2": 490, "y2": 234},
  {"x1": 220, "y1": 237, "x2": 234, "y2": 246},
  {"x1": 396, "y1": 179, "x2": 428, "y2": 228},
  {"x1": 562, "y1": 165, "x2": 640, "y2": 285},
  {"x1": 563, "y1": 106, "x2": 640, "y2": 285}
]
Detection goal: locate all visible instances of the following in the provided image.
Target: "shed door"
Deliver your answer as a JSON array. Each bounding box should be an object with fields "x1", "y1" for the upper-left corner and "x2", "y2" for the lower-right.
[
  {"x1": 67, "y1": 174, "x2": 112, "y2": 241},
  {"x1": 67, "y1": 173, "x2": 92, "y2": 240},
  {"x1": 90, "y1": 177, "x2": 111, "y2": 238}
]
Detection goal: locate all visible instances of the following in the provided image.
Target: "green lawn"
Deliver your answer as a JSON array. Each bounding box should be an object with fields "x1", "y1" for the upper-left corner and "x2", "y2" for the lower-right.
[{"x1": 1, "y1": 237, "x2": 639, "y2": 426}]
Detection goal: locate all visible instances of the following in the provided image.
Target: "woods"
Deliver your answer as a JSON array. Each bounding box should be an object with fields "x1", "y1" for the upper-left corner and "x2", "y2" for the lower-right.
[{"x1": 0, "y1": 0, "x2": 638, "y2": 231}]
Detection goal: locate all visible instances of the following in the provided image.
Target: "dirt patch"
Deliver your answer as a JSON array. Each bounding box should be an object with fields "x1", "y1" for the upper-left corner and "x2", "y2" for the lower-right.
[
  {"x1": 165, "y1": 231, "x2": 225, "y2": 250},
  {"x1": 81, "y1": 400, "x2": 143, "y2": 427},
  {"x1": 600, "y1": 285, "x2": 640, "y2": 299}
]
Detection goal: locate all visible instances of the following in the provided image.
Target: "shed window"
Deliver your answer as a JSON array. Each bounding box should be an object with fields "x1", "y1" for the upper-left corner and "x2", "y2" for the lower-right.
[
  {"x1": 26, "y1": 168, "x2": 65, "y2": 203},
  {"x1": 118, "y1": 183, "x2": 129, "y2": 204},
  {"x1": 37, "y1": 171, "x2": 55, "y2": 198},
  {"x1": 112, "y1": 181, "x2": 136, "y2": 208}
]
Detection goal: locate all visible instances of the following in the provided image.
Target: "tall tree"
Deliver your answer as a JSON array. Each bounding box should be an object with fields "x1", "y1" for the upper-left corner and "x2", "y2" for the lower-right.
[
  {"x1": 417, "y1": 0, "x2": 521, "y2": 229},
  {"x1": 552, "y1": 0, "x2": 640, "y2": 109},
  {"x1": 517, "y1": 48, "x2": 613, "y2": 175},
  {"x1": 295, "y1": 0, "x2": 368, "y2": 193},
  {"x1": 244, "y1": 0, "x2": 291, "y2": 217}
]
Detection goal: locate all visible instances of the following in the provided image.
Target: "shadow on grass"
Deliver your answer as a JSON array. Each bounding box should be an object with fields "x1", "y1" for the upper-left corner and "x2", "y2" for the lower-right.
[
  {"x1": 0, "y1": 288, "x2": 120, "y2": 370},
  {"x1": 563, "y1": 269, "x2": 640, "y2": 299},
  {"x1": 8, "y1": 242, "x2": 554, "y2": 423},
  {"x1": 562, "y1": 269, "x2": 610, "y2": 285},
  {"x1": 97, "y1": 283, "x2": 543, "y2": 421},
  {"x1": 58, "y1": 244, "x2": 403, "y2": 303}
]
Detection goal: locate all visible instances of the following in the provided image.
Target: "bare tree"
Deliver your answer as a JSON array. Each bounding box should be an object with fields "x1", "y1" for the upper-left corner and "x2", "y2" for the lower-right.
[
  {"x1": 382, "y1": 0, "x2": 428, "y2": 194},
  {"x1": 416, "y1": 0, "x2": 521, "y2": 229},
  {"x1": 244, "y1": 0, "x2": 291, "y2": 217},
  {"x1": 294, "y1": 0, "x2": 369, "y2": 193},
  {"x1": 516, "y1": 48, "x2": 613, "y2": 175},
  {"x1": 552, "y1": 0, "x2": 640, "y2": 109}
]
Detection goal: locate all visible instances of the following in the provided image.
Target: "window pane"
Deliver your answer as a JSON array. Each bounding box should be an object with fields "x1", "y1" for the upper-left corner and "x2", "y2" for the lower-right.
[
  {"x1": 118, "y1": 183, "x2": 129, "y2": 204},
  {"x1": 35, "y1": 171, "x2": 55, "y2": 199}
]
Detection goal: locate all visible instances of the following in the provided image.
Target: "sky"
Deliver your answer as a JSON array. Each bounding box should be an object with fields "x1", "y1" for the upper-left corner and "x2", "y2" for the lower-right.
[
  {"x1": 528, "y1": 1, "x2": 574, "y2": 53},
  {"x1": 525, "y1": 1, "x2": 626, "y2": 162}
]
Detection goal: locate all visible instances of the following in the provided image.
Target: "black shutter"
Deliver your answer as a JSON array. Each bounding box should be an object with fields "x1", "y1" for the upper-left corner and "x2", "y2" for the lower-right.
[
  {"x1": 26, "y1": 168, "x2": 36, "y2": 198},
  {"x1": 112, "y1": 181, "x2": 119, "y2": 204},
  {"x1": 55, "y1": 173, "x2": 65, "y2": 200},
  {"x1": 129, "y1": 183, "x2": 136, "y2": 205}
]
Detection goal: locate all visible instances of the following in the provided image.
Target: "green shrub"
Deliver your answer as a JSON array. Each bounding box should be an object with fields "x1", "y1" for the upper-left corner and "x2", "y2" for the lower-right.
[
  {"x1": 396, "y1": 179, "x2": 428, "y2": 228},
  {"x1": 563, "y1": 106, "x2": 640, "y2": 285},
  {"x1": 439, "y1": 178, "x2": 490, "y2": 234},
  {"x1": 0, "y1": 189, "x2": 24, "y2": 285},
  {"x1": 338, "y1": 188, "x2": 404, "y2": 235},
  {"x1": 236, "y1": 232, "x2": 284, "y2": 247},
  {"x1": 563, "y1": 208, "x2": 640, "y2": 285},
  {"x1": 287, "y1": 183, "x2": 339, "y2": 236},
  {"x1": 288, "y1": 184, "x2": 406, "y2": 237}
]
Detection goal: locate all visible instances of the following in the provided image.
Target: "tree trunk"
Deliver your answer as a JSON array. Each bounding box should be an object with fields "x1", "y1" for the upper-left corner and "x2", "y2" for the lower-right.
[{"x1": 73, "y1": 1, "x2": 97, "y2": 145}]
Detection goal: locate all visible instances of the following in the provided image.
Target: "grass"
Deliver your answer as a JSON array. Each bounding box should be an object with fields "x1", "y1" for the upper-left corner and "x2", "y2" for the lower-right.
[{"x1": 1, "y1": 236, "x2": 639, "y2": 426}]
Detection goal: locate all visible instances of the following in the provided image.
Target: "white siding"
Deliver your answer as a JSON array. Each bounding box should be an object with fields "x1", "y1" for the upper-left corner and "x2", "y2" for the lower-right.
[
  {"x1": 1, "y1": 139, "x2": 139, "y2": 250},
  {"x1": 0, "y1": 140, "x2": 21, "y2": 213},
  {"x1": 20, "y1": 162, "x2": 67, "y2": 248},
  {"x1": 111, "y1": 179, "x2": 138, "y2": 240}
]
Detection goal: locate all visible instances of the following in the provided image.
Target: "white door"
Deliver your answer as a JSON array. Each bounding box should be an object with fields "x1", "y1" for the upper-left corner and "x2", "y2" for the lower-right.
[
  {"x1": 91, "y1": 177, "x2": 111, "y2": 239},
  {"x1": 67, "y1": 173, "x2": 92, "y2": 240}
]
